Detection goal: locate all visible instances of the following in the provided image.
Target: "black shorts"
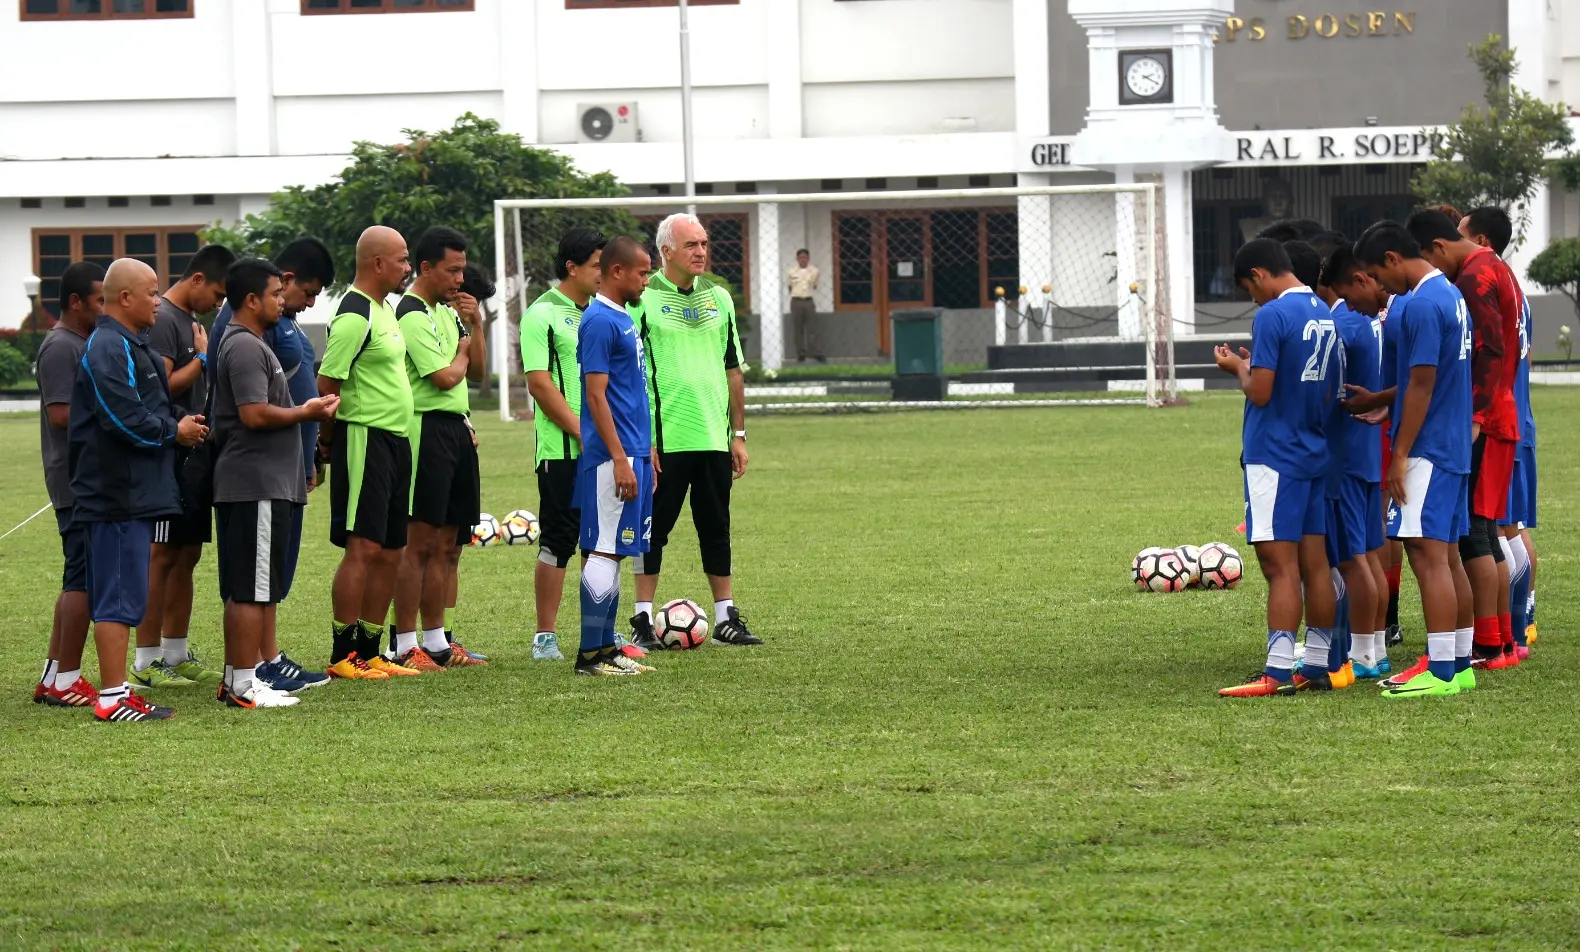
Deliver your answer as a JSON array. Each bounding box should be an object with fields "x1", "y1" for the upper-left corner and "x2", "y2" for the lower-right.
[
  {"x1": 330, "y1": 421, "x2": 411, "y2": 550},
  {"x1": 634, "y1": 450, "x2": 733, "y2": 578},
  {"x1": 536, "y1": 457, "x2": 581, "y2": 567},
  {"x1": 56, "y1": 507, "x2": 87, "y2": 593},
  {"x1": 409, "y1": 411, "x2": 480, "y2": 530},
  {"x1": 152, "y1": 495, "x2": 212, "y2": 547},
  {"x1": 215, "y1": 500, "x2": 300, "y2": 605}
]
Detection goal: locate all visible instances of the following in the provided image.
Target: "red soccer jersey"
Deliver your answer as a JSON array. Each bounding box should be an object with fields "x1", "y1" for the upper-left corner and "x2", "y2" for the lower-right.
[{"x1": 1454, "y1": 246, "x2": 1521, "y2": 442}]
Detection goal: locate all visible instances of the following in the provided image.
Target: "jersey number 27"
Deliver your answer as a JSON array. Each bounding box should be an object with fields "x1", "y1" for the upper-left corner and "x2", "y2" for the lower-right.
[{"x1": 1301, "y1": 318, "x2": 1338, "y2": 382}]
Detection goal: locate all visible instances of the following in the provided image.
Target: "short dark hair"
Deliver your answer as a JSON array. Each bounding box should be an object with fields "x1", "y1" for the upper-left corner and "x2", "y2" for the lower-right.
[
  {"x1": 1309, "y1": 230, "x2": 1349, "y2": 258},
  {"x1": 225, "y1": 257, "x2": 285, "y2": 312},
  {"x1": 1464, "y1": 206, "x2": 1514, "y2": 256},
  {"x1": 1320, "y1": 246, "x2": 1366, "y2": 288},
  {"x1": 1353, "y1": 221, "x2": 1422, "y2": 266},
  {"x1": 1433, "y1": 203, "x2": 1464, "y2": 222},
  {"x1": 599, "y1": 235, "x2": 646, "y2": 275},
  {"x1": 1256, "y1": 218, "x2": 1326, "y2": 243},
  {"x1": 796, "y1": 247, "x2": 810, "y2": 256},
  {"x1": 274, "y1": 237, "x2": 335, "y2": 288},
  {"x1": 1283, "y1": 240, "x2": 1322, "y2": 290},
  {"x1": 461, "y1": 264, "x2": 495, "y2": 301},
  {"x1": 182, "y1": 244, "x2": 237, "y2": 283},
  {"x1": 1232, "y1": 238, "x2": 1292, "y2": 283},
  {"x1": 554, "y1": 227, "x2": 608, "y2": 280},
  {"x1": 59, "y1": 261, "x2": 105, "y2": 313},
  {"x1": 1405, "y1": 209, "x2": 1462, "y2": 249},
  {"x1": 413, "y1": 226, "x2": 469, "y2": 270}
]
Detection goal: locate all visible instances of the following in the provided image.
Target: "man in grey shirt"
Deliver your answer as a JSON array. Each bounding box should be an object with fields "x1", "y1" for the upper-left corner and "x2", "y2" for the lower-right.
[
  {"x1": 32, "y1": 261, "x2": 103, "y2": 707},
  {"x1": 211, "y1": 259, "x2": 339, "y2": 709}
]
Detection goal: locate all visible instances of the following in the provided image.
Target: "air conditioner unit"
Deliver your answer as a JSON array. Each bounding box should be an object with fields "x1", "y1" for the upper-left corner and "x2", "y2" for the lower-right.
[{"x1": 577, "y1": 103, "x2": 640, "y2": 144}]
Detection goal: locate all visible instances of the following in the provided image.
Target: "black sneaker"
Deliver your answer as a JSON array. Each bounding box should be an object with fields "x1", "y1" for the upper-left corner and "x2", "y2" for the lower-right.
[
  {"x1": 95, "y1": 693, "x2": 174, "y2": 722},
  {"x1": 574, "y1": 651, "x2": 633, "y2": 677},
  {"x1": 713, "y1": 607, "x2": 763, "y2": 646},
  {"x1": 1385, "y1": 624, "x2": 1403, "y2": 648},
  {"x1": 630, "y1": 612, "x2": 664, "y2": 651}
]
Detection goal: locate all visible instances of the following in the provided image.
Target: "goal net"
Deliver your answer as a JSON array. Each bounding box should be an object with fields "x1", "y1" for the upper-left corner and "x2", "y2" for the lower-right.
[{"x1": 487, "y1": 183, "x2": 1173, "y2": 418}]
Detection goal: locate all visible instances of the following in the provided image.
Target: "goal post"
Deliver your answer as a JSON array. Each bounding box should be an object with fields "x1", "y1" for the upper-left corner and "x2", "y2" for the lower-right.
[{"x1": 489, "y1": 183, "x2": 1174, "y2": 418}]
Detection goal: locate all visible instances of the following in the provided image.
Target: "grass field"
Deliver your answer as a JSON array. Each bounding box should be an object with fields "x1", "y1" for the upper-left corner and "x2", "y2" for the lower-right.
[{"x1": 0, "y1": 390, "x2": 1575, "y2": 951}]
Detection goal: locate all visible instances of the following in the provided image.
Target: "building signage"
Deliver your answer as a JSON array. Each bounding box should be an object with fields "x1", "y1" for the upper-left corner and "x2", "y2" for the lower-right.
[
  {"x1": 1027, "y1": 140, "x2": 1074, "y2": 167},
  {"x1": 1229, "y1": 128, "x2": 1442, "y2": 165},
  {"x1": 1220, "y1": 11, "x2": 1416, "y2": 42}
]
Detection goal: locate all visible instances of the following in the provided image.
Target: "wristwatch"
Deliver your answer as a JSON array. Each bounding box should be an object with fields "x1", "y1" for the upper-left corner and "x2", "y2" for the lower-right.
[{"x1": 733, "y1": 430, "x2": 747, "y2": 441}]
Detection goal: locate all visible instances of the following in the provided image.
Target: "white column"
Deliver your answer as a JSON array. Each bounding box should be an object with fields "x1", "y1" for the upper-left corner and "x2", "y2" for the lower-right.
[
  {"x1": 766, "y1": 0, "x2": 803, "y2": 139},
  {"x1": 232, "y1": 0, "x2": 275, "y2": 155},
  {"x1": 499, "y1": 0, "x2": 539, "y2": 142},
  {"x1": 1506, "y1": 0, "x2": 1555, "y2": 280},
  {"x1": 1162, "y1": 165, "x2": 1194, "y2": 336},
  {"x1": 755, "y1": 201, "x2": 783, "y2": 370},
  {"x1": 1016, "y1": 172, "x2": 1055, "y2": 348},
  {"x1": 1012, "y1": 0, "x2": 1051, "y2": 138},
  {"x1": 1113, "y1": 166, "x2": 1140, "y2": 340}
]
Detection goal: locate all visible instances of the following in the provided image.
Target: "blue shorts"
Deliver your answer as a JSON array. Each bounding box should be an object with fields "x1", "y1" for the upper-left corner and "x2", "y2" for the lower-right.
[
  {"x1": 56, "y1": 507, "x2": 88, "y2": 593},
  {"x1": 1333, "y1": 476, "x2": 1384, "y2": 560},
  {"x1": 1387, "y1": 457, "x2": 1469, "y2": 543},
  {"x1": 576, "y1": 456, "x2": 653, "y2": 557},
  {"x1": 1244, "y1": 465, "x2": 1325, "y2": 544},
  {"x1": 1501, "y1": 444, "x2": 1537, "y2": 529},
  {"x1": 83, "y1": 519, "x2": 154, "y2": 625}
]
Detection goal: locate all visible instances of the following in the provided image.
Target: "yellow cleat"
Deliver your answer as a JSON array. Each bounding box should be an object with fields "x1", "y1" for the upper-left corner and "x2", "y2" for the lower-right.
[
  {"x1": 1331, "y1": 661, "x2": 1355, "y2": 689},
  {"x1": 1525, "y1": 624, "x2": 1538, "y2": 646},
  {"x1": 327, "y1": 654, "x2": 390, "y2": 680},
  {"x1": 366, "y1": 656, "x2": 422, "y2": 677}
]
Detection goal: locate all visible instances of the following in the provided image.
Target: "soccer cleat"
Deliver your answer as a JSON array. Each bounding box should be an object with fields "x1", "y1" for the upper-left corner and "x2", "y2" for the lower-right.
[
  {"x1": 254, "y1": 663, "x2": 311, "y2": 696},
  {"x1": 1218, "y1": 673, "x2": 1295, "y2": 698},
  {"x1": 1524, "y1": 623, "x2": 1538, "y2": 646},
  {"x1": 128, "y1": 659, "x2": 197, "y2": 689},
  {"x1": 219, "y1": 682, "x2": 299, "y2": 708},
  {"x1": 620, "y1": 643, "x2": 649, "y2": 660},
  {"x1": 171, "y1": 651, "x2": 222, "y2": 684},
  {"x1": 44, "y1": 677, "x2": 99, "y2": 708},
  {"x1": 395, "y1": 647, "x2": 446, "y2": 673},
  {"x1": 1377, "y1": 656, "x2": 1392, "y2": 675},
  {"x1": 1293, "y1": 670, "x2": 1333, "y2": 692},
  {"x1": 1352, "y1": 662, "x2": 1384, "y2": 681},
  {"x1": 271, "y1": 653, "x2": 331, "y2": 691},
  {"x1": 1385, "y1": 624, "x2": 1403, "y2": 648},
  {"x1": 532, "y1": 632, "x2": 565, "y2": 661},
  {"x1": 95, "y1": 693, "x2": 175, "y2": 722},
  {"x1": 1516, "y1": 645, "x2": 1531, "y2": 661},
  {"x1": 447, "y1": 634, "x2": 488, "y2": 662},
  {"x1": 445, "y1": 644, "x2": 488, "y2": 667},
  {"x1": 607, "y1": 652, "x2": 654, "y2": 674},
  {"x1": 629, "y1": 613, "x2": 664, "y2": 652},
  {"x1": 1380, "y1": 655, "x2": 1429, "y2": 689},
  {"x1": 326, "y1": 654, "x2": 390, "y2": 680},
  {"x1": 714, "y1": 607, "x2": 763, "y2": 646},
  {"x1": 32, "y1": 681, "x2": 49, "y2": 704},
  {"x1": 574, "y1": 655, "x2": 635, "y2": 677},
  {"x1": 1328, "y1": 662, "x2": 1354, "y2": 689},
  {"x1": 1454, "y1": 668, "x2": 1477, "y2": 692},
  {"x1": 1381, "y1": 671, "x2": 1461, "y2": 699},
  {"x1": 366, "y1": 655, "x2": 421, "y2": 677}
]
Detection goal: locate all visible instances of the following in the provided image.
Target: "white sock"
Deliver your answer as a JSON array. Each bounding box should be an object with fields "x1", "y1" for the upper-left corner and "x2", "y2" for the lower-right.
[
  {"x1": 1373, "y1": 630, "x2": 1387, "y2": 662},
  {"x1": 54, "y1": 668, "x2": 81, "y2": 691},
  {"x1": 1507, "y1": 535, "x2": 1529, "y2": 580},
  {"x1": 714, "y1": 599, "x2": 734, "y2": 626},
  {"x1": 40, "y1": 659, "x2": 57, "y2": 685},
  {"x1": 635, "y1": 601, "x2": 653, "y2": 621},
  {"x1": 421, "y1": 627, "x2": 448, "y2": 653},
  {"x1": 1349, "y1": 631, "x2": 1373, "y2": 666},
  {"x1": 134, "y1": 646, "x2": 161, "y2": 671},
  {"x1": 1265, "y1": 630, "x2": 1296, "y2": 674},
  {"x1": 232, "y1": 666, "x2": 256, "y2": 694},
  {"x1": 97, "y1": 683, "x2": 129, "y2": 712},
  {"x1": 161, "y1": 636, "x2": 189, "y2": 666},
  {"x1": 394, "y1": 630, "x2": 419, "y2": 655},
  {"x1": 1428, "y1": 631, "x2": 1456, "y2": 663},
  {"x1": 1453, "y1": 626, "x2": 1474, "y2": 660},
  {"x1": 223, "y1": 664, "x2": 234, "y2": 687},
  {"x1": 1303, "y1": 627, "x2": 1331, "y2": 671}
]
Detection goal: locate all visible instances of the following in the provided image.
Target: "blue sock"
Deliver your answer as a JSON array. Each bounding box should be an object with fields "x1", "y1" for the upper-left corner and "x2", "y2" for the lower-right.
[
  {"x1": 1328, "y1": 594, "x2": 1349, "y2": 673},
  {"x1": 1453, "y1": 655, "x2": 1471, "y2": 674},
  {"x1": 1511, "y1": 567, "x2": 1530, "y2": 646},
  {"x1": 601, "y1": 591, "x2": 620, "y2": 649},
  {"x1": 579, "y1": 555, "x2": 621, "y2": 655},
  {"x1": 1265, "y1": 629, "x2": 1296, "y2": 681},
  {"x1": 1433, "y1": 658, "x2": 1459, "y2": 680}
]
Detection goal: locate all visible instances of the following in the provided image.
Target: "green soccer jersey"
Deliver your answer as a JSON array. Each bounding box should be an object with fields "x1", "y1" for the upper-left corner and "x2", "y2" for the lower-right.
[
  {"x1": 520, "y1": 287, "x2": 584, "y2": 465},
  {"x1": 319, "y1": 287, "x2": 413, "y2": 436},
  {"x1": 635, "y1": 272, "x2": 741, "y2": 453},
  {"x1": 396, "y1": 291, "x2": 470, "y2": 416}
]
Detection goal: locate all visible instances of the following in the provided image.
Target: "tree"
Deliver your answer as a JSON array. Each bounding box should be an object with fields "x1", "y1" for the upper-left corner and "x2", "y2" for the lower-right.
[
  {"x1": 204, "y1": 114, "x2": 641, "y2": 396},
  {"x1": 1528, "y1": 236, "x2": 1580, "y2": 324},
  {"x1": 1411, "y1": 35, "x2": 1573, "y2": 251}
]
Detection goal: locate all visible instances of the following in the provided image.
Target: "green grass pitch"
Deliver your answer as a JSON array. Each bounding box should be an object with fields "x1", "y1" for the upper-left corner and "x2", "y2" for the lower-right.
[{"x1": 0, "y1": 391, "x2": 1575, "y2": 950}]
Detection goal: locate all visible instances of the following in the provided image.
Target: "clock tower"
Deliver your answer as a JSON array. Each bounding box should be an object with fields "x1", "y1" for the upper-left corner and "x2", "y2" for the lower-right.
[{"x1": 1067, "y1": 0, "x2": 1237, "y2": 332}]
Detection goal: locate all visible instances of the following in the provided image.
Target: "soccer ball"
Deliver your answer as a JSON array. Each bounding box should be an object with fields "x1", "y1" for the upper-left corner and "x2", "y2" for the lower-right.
[
  {"x1": 1174, "y1": 545, "x2": 1203, "y2": 586},
  {"x1": 1130, "y1": 547, "x2": 1166, "y2": 587},
  {"x1": 501, "y1": 509, "x2": 541, "y2": 546},
  {"x1": 656, "y1": 598, "x2": 710, "y2": 649},
  {"x1": 1136, "y1": 551, "x2": 1189, "y2": 593},
  {"x1": 470, "y1": 513, "x2": 501, "y2": 547},
  {"x1": 1198, "y1": 542, "x2": 1243, "y2": 589}
]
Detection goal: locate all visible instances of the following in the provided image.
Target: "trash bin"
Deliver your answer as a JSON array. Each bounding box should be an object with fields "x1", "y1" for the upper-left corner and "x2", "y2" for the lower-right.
[{"x1": 891, "y1": 308, "x2": 946, "y2": 401}]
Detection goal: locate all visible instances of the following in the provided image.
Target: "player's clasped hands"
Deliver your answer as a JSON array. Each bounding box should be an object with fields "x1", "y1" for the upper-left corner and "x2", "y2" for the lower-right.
[
  {"x1": 177, "y1": 414, "x2": 208, "y2": 447},
  {"x1": 301, "y1": 394, "x2": 340, "y2": 423},
  {"x1": 1213, "y1": 344, "x2": 1249, "y2": 374}
]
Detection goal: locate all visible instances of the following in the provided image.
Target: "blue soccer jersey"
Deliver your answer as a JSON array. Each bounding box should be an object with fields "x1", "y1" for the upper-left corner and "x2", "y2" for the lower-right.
[
  {"x1": 1333, "y1": 300, "x2": 1383, "y2": 481},
  {"x1": 1243, "y1": 286, "x2": 1332, "y2": 479},
  {"x1": 1393, "y1": 271, "x2": 1472, "y2": 474},
  {"x1": 1514, "y1": 294, "x2": 1535, "y2": 449},
  {"x1": 577, "y1": 295, "x2": 651, "y2": 466}
]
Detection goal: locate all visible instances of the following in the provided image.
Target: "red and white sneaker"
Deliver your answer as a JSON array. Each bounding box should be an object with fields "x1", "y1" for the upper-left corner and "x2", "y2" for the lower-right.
[
  {"x1": 1380, "y1": 654, "x2": 1429, "y2": 688},
  {"x1": 94, "y1": 693, "x2": 174, "y2": 723},
  {"x1": 44, "y1": 677, "x2": 99, "y2": 708},
  {"x1": 32, "y1": 681, "x2": 49, "y2": 704}
]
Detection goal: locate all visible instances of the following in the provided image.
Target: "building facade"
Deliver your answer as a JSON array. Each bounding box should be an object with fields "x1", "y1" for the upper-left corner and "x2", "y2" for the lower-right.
[{"x1": 2, "y1": 0, "x2": 1577, "y2": 357}]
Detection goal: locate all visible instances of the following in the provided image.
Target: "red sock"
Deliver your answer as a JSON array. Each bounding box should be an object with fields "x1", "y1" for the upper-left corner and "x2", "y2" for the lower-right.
[
  {"x1": 1473, "y1": 616, "x2": 1501, "y2": 650},
  {"x1": 1499, "y1": 612, "x2": 1514, "y2": 648},
  {"x1": 1385, "y1": 564, "x2": 1401, "y2": 596}
]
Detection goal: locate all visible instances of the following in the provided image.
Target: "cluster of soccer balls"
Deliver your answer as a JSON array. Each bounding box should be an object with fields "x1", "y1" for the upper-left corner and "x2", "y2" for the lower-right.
[
  {"x1": 1132, "y1": 542, "x2": 1243, "y2": 592},
  {"x1": 470, "y1": 510, "x2": 541, "y2": 547}
]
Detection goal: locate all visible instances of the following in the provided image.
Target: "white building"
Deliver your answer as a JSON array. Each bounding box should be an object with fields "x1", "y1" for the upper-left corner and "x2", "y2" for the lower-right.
[{"x1": 2, "y1": 0, "x2": 1577, "y2": 357}]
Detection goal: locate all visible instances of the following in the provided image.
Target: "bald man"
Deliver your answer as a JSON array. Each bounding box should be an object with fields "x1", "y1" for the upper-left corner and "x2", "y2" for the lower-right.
[
  {"x1": 69, "y1": 259, "x2": 208, "y2": 721},
  {"x1": 316, "y1": 226, "x2": 417, "y2": 679}
]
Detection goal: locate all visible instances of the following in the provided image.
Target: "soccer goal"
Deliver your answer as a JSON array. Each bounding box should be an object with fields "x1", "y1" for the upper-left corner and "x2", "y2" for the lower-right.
[{"x1": 488, "y1": 183, "x2": 1173, "y2": 418}]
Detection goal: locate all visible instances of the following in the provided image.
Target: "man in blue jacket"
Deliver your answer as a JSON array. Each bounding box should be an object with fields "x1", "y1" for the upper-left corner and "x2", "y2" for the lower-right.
[{"x1": 70, "y1": 259, "x2": 209, "y2": 722}]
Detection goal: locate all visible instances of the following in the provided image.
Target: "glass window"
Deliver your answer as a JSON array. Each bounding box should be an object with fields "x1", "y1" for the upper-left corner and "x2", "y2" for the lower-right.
[
  {"x1": 31, "y1": 228, "x2": 205, "y2": 313},
  {"x1": 23, "y1": 0, "x2": 189, "y2": 17},
  {"x1": 301, "y1": 0, "x2": 474, "y2": 11},
  {"x1": 836, "y1": 216, "x2": 874, "y2": 306},
  {"x1": 565, "y1": 1, "x2": 737, "y2": 8}
]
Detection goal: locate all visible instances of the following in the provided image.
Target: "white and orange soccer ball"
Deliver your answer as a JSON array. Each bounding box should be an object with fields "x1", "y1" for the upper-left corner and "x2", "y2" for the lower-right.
[
  {"x1": 470, "y1": 513, "x2": 501, "y2": 547},
  {"x1": 501, "y1": 509, "x2": 541, "y2": 546},
  {"x1": 1198, "y1": 542, "x2": 1243, "y2": 589},
  {"x1": 656, "y1": 599, "x2": 710, "y2": 649},
  {"x1": 1131, "y1": 547, "x2": 1165, "y2": 587},
  {"x1": 1174, "y1": 545, "x2": 1203, "y2": 586},
  {"x1": 1135, "y1": 550, "x2": 1189, "y2": 593}
]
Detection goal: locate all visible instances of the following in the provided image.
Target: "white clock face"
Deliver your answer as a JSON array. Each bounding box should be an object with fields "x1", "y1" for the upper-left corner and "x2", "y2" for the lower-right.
[{"x1": 1126, "y1": 57, "x2": 1166, "y2": 99}]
